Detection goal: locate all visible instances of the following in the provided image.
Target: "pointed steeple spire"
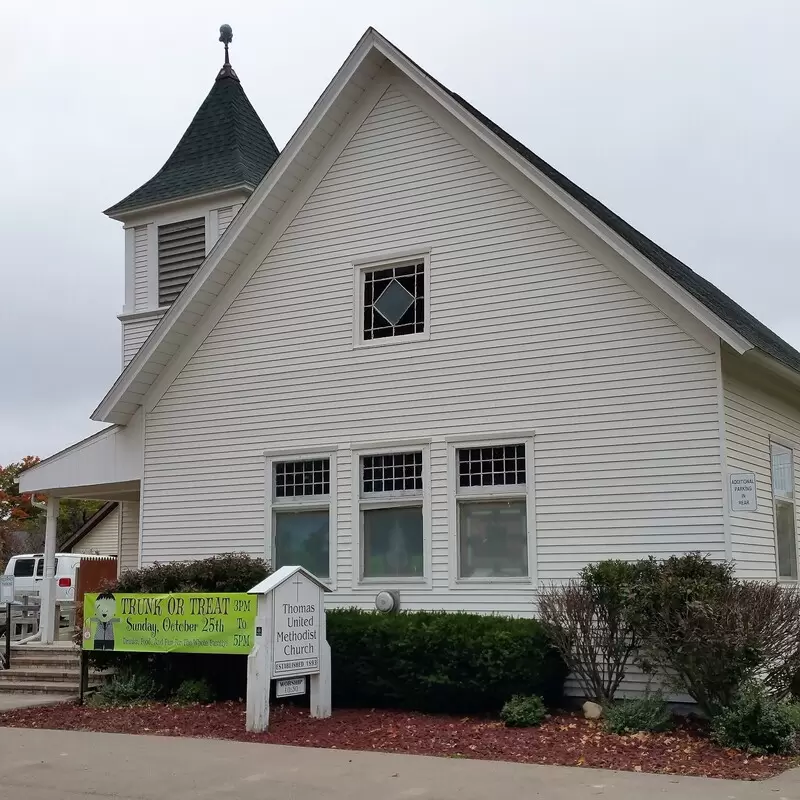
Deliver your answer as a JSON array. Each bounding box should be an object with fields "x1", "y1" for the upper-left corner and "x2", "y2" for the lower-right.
[{"x1": 105, "y1": 24, "x2": 279, "y2": 218}]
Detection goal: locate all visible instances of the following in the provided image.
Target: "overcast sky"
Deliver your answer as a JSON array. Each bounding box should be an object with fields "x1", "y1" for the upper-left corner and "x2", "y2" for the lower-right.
[{"x1": 3, "y1": 0, "x2": 798, "y2": 464}]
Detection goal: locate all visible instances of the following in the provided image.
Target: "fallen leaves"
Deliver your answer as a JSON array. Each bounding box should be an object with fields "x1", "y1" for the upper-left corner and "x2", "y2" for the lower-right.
[{"x1": 0, "y1": 702, "x2": 791, "y2": 781}]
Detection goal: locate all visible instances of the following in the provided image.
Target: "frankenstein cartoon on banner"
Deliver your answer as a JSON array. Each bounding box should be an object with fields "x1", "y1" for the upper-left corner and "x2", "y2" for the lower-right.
[{"x1": 83, "y1": 593, "x2": 257, "y2": 655}]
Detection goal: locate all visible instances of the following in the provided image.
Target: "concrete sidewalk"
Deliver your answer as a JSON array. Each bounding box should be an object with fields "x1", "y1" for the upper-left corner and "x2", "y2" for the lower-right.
[
  {"x1": 0, "y1": 694, "x2": 73, "y2": 712},
  {"x1": 0, "y1": 727, "x2": 797, "y2": 800}
]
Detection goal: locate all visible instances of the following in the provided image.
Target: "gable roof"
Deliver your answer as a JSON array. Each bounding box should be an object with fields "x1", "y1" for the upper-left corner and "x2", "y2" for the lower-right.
[
  {"x1": 93, "y1": 28, "x2": 800, "y2": 424},
  {"x1": 105, "y1": 62, "x2": 279, "y2": 218},
  {"x1": 442, "y1": 92, "x2": 800, "y2": 375},
  {"x1": 60, "y1": 502, "x2": 118, "y2": 552}
]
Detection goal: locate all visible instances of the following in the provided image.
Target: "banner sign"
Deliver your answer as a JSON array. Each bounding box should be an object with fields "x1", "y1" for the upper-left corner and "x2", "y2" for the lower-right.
[{"x1": 82, "y1": 592, "x2": 256, "y2": 654}]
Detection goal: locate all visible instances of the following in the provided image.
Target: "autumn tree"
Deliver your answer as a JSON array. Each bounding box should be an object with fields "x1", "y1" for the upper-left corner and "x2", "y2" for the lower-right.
[{"x1": 0, "y1": 457, "x2": 105, "y2": 566}]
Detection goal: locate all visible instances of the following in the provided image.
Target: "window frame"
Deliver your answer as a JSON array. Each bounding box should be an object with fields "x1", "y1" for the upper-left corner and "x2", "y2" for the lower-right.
[
  {"x1": 770, "y1": 436, "x2": 798, "y2": 582},
  {"x1": 351, "y1": 440, "x2": 431, "y2": 587},
  {"x1": 447, "y1": 433, "x2": 536, "y2": 586},
  {"x1": 265, "y1": 448, "x2": 337, "y2": 587},
  {"x1": 352, "y1": 249, "x2": 432, "y2": 349}
]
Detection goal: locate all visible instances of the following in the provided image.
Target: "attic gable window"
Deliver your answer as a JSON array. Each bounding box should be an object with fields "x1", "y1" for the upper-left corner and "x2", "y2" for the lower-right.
[
  {"x1": 158, "y1": 218, "x2": 206, "y2": 306},
  {"x1": 359, "y1": 256, "x2": 428, "y2": 343}
]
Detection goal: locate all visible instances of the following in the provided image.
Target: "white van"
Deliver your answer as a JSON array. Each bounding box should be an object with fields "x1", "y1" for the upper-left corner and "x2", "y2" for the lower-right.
[{"x1": 3, "y1": 553, "x2": 116, "y2": 603}]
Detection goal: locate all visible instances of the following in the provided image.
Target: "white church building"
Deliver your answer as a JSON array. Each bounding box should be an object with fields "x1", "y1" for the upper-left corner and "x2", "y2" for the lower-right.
[{"x1": 22, "y1": 27, "x2": 800, "y2": 633}]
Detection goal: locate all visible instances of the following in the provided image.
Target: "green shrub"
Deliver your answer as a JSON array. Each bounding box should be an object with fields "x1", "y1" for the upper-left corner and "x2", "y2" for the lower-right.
[
  {"x1": 500, "y1": 694, "x2": 547, "y2": 727},
  {"x1": 326, "y1": 609, "x2": 566, "y2": 713},
  {"x1": 113, "y1": 552, "x2": 270, "y2": 593},
  {"x1": 540, "y1": 559, "x2": 642, "y2": 703},
  {"x1": 630, "y1": 556, "x2": 800, "y2": 715},
  {"x1": 786, "y1": 702, "x2": 800, "y2": 731},
  {"x1": 90, "y1": 670, "x2": 160, "y2": 707},
  {"x1": 711, "y1": 686, "x2": 796, "y2": 755},
  {"x1": 173, "y1": 678, "x2": 213, "y2": 705},
  {"x1": 603, "y1": 693, "x2": 672, "y2": 735}
]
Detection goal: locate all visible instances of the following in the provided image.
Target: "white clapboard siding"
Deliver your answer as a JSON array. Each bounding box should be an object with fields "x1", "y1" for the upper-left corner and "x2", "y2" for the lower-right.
[
  {"x1": 122, "y1": 313, "x2": 164, "y2": 368},
  {"x1": 217, "y1": 205, "x2": 237, "y2": 238},
  {"x1": 119, "y1": 501, "x2": 140, "y2": 573},
  {"x1": 133, "y1": 226, "x2": 149, "y2": 312},
  {"x1": 143, "y1": 84, "x2": 724, "y2": 614},
  {"x1": 724, "y1": 373, "x2": 800, "y2": 579},
  {"x1": 72, "y1": 506, "x2": 120, "y2": 556}
]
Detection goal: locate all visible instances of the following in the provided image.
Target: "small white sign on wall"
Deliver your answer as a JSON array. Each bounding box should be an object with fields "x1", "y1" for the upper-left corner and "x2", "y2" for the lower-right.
[{"x1": 729, "y1": 472, "x2": 758, "y2": 512}]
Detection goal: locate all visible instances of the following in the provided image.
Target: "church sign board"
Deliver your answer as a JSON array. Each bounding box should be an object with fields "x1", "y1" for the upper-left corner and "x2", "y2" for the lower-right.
[
  {"x1": 246, "y1": 565, "x2": 332, "y2": 732},
  {"x1": 272, "y1": 572, "x2": 322, "y2": 677}
]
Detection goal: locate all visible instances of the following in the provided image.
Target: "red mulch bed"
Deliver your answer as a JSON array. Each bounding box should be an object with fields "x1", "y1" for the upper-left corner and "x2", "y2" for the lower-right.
[{"x1": 0, "y1": 701, "x2": 793, "y2": 780}]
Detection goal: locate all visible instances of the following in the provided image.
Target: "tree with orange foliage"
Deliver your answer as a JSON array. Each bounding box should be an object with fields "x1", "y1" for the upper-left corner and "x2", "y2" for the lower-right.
[
  {"x1": 0, "y1": 456, "x2": 46, "y2": 564},
  {"x1": 0, "y1": 456, "x2": 45, "y2": 525}
]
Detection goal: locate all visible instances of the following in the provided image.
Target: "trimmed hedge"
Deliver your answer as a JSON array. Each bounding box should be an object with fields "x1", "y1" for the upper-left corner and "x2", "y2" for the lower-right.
[
  {"x1": 326, "y1": 609, "x2": 567, "y2": 713},
  {"x1": 90, "y1": 556, "x2": 566, "y2": 712},
  {"x1": 113, "y1": 553, "x2": 270, "y2": 593}
]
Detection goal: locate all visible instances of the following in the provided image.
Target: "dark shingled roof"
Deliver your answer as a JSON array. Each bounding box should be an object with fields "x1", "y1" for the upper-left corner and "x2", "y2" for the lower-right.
[
  {"x1": 105, "y1": 64, "x2": 279, "y2": 217},
  {"x1": 442, "y1": 90, "x2": 800, "y2": 374}
]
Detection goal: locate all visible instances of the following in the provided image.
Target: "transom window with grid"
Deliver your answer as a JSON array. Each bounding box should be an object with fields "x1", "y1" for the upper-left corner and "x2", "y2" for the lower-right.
[
  {"x1": 455, "y1": 442, "x2": 529, "y2": 580},
  {"x1": 362, "y1": 260, "x2": 424, "y2": 341},
  {"x1": 359, "y1": 451, "x2": 425, "y2": 579},
  {"x1": 271, "y1": 457, "x2": 331, "y2": 579},
  {"x1": 458, "y1": 445, "x2": 526, "y2": 488}
]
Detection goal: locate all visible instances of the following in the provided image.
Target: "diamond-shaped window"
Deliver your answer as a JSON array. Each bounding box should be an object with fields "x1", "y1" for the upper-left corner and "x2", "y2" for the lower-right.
[{"x1": 374, "y1": 279, "x2": 414, "y2": 325}]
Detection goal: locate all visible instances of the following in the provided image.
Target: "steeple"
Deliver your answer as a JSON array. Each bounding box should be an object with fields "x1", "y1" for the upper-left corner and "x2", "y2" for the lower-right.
[{"x1": 105, "y1": 24, "x2": 279, "y2": 218}]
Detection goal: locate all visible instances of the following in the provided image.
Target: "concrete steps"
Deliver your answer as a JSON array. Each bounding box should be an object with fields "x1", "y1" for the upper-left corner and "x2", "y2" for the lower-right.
[{"x1": 0, "y1": 644, "x2": 109, "y2": 695}]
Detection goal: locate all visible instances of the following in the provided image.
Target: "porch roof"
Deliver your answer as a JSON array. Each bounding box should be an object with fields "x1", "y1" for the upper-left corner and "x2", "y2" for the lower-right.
[{"x1": 19, "y1": 412, "x2": 142, "y2": 499}]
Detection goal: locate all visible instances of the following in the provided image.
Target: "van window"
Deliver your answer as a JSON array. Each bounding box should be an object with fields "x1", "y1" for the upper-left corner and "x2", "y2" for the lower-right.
[
  {"x1": 13, "y1": 559, "x2": 35, "y2": 577},
  {"x1": 35, "y1": 559, "x2": 58, "y2": 577}
]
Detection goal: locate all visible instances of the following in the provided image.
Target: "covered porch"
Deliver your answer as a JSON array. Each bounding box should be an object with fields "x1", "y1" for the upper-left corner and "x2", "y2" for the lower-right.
[{"x1": 17, "y1": 414, "x2": 142, "y2": 645}]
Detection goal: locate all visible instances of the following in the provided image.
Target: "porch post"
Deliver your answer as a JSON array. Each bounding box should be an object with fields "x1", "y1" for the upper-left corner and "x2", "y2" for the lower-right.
[{"x1": 39, "y1": 497, "x2": 59, "y2": 644}]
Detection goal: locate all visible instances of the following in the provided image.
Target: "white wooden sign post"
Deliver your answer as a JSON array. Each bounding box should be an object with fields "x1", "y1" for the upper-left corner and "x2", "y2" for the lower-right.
[{"x1": 246, "y1": 565, "x2": 331, "y2": 732}]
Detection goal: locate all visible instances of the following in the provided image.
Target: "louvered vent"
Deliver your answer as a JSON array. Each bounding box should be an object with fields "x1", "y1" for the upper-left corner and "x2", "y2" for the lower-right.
[{"x1": 158, "y1": 218, "x2": 206, "y2": 305}]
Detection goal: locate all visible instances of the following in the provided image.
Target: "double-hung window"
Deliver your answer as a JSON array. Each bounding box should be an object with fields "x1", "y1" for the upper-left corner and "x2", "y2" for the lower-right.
[
  {"x1": 772, "y1": 441, "x2": 797, "y2": 580},
  {"x1": 358, "y1": 450, "x2": 427, "y2": 580},
  {"x1": 270, "y1": 456, "x2": 332, "y2": 579},
  {"x1": 454, "y1": 442, "x2": 530, "y2": 579}
]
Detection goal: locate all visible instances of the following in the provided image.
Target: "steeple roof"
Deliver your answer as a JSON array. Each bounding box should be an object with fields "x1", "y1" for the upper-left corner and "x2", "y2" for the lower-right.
[{"x1": 105, "y1": 42, "x2": 279, "y2": 218}]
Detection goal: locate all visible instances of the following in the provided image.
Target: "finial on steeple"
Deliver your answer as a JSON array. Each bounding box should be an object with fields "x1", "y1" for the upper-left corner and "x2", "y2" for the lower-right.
[{"x1": 216, "y1": 24, "x2": 239, "y2": 82}]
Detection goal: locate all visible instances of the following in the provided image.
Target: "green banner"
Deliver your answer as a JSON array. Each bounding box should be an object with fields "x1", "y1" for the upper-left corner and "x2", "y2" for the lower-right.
[{"x1": 82, "y1": 592, "x2": 257, "y2": 654}]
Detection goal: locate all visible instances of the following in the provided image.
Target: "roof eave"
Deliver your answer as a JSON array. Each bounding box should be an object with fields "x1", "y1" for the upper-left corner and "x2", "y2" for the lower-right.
[
  {"x1": 104, "y1": 183, "x2": 257, "y2": 222},
  {"x1": 748, "y1": 349, "x2": 800, "y2": 391}
]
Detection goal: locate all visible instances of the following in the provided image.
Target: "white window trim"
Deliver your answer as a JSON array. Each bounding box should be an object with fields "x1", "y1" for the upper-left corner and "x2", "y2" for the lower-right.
[
  {"x1": 352, "y1": 248, "x2": 432, "y2": 349},
  {"x1": 264, "y1": 449, "x2": 337, "y2": 589},
  {"x1": 351, "y1": 441, "x2": 432, "y2": 588},
  {"x1": 770, "y1": 436, "x2": 798, "y2": 583},
  {"x1": 447, "y1": 434, "x2": 536, "y2": 587}
]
